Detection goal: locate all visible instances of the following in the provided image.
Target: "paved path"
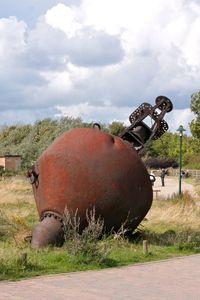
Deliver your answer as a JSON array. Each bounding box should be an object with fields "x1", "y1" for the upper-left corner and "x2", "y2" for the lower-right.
[
  {"x1": 1, "y1": 254, "x2": 200, "y2": 300},
  {"x1": 153, "y1": 177, "x2": 195, "y2": 199}
]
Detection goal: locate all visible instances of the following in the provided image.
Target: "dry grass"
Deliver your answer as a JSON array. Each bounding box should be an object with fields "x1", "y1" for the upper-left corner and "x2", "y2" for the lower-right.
[
  {"x1": 144, "y1": 190, "x2": 200, "y2": 232},
  {"x1": 0, "y1": 178, "x2": 37, "y2": 242},
  {"x1": 0, "y1": 177, "x2": 33, "y2": 204},
  {"x1": 0, "y1": 178, "x2": 34, "y2": 209},
  {"x1": 194, "y1": 180, "x2": 200, "y2": 196},
  {"x1": 1, "y1": 177, "x2": 200, "y2": 243}
]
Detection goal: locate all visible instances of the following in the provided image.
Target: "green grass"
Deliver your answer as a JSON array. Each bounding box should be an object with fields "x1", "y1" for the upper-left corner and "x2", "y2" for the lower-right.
[
  {"x1": 1, "y1": 178, "x2": 200, "y2": 281},
  {"x1": 0, "y1": 239, "x2": 197, "y2": 281}
]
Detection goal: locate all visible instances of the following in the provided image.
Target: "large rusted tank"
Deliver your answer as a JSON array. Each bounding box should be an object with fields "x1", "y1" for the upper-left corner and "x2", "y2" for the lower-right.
[{"x1": 29, "y1": 96, "x2": 173, "y2": 248}]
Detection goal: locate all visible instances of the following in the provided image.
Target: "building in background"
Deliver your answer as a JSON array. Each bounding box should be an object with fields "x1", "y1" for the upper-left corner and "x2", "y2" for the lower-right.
[{"x1": 0, "y1": 155, "x2": 22, "y2": 171}]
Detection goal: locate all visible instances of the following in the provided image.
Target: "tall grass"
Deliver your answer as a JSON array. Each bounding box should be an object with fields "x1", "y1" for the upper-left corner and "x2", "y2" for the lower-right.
[
  {"x1": 140, "y1": 190, "x2": 200, "y2": 251},
  {"x1": 0, "y1": 178, "x2": 200, "y2": 280},
  {"x1": 145, "y1": 190, "x2": 200, "y2": 231}
]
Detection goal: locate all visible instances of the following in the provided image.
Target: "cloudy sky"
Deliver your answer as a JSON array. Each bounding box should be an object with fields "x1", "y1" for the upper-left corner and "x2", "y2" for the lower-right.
[{"x1": 0, "y1": 0, "x2": 199, "y2": 132}]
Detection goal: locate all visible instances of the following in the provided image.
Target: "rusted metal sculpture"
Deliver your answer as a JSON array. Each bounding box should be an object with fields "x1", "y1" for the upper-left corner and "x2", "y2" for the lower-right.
[
  {"x1": 120, "y1": 96, "x2": 173, "y2": 154},
  {"x1": 28, "y1": 96, "x2": 173, "y2": 248}
]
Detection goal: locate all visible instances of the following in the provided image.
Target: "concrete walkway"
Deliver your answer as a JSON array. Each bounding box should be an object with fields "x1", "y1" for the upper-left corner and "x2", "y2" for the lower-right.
[
  {"x1": 1, "y1": 254, "x2": 200, "y2": 300},
  {"x1": 153, "y1": 177, "x2": 195, "y2": 199}
]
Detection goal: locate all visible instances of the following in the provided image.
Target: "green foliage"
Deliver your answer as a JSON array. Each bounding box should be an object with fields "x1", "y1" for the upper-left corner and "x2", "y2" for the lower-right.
[
  {"x1": 190, "y1": 90, "x2": 200, "y2": 115},
  {"x1": 0, "y1": 117, "x2": 85, "y2": 169},
  {"x1": 108, "y1": 121, "x2": 126, "y2": 136},
  {"x1": 145, "y1": 132, "x2": 200, "y2": 167},
  {"x1": 190, "y1": 91, "x2": 200, "y2": 138},
  {"x1": 0, "y1": 117, "x2": 113, "y2": 170},
  {"x1": 190, "y1": 116, "x2": 200, "y2": 139},
  {"x1": 0, "y1": 115, "x2": 199, "y2": 170},
  {"x1": 146, "y1": 132, "x2": 179, "y2": 158}
]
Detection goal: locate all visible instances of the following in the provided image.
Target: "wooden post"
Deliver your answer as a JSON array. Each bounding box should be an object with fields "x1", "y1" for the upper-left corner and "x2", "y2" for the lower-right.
[
  {"x1": 18, "y1": 252, "x2": 27, "y2": 266},
  {"x1": 143, "y1": 240, "x2": 148, "y2": 255}
]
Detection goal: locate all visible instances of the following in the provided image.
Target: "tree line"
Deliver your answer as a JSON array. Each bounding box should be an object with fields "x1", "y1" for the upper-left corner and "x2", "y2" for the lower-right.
[{"x1": 0, "y1": 91, "x2": 199, "y2": 170}]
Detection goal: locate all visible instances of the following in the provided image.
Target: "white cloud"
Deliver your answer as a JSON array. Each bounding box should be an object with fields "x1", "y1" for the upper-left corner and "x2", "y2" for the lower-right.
[
  {"x1": 45, "y1": 3, "x2": 81, "y2": 37},
  {"x1": 55, "y1": 102, "x2": 133, "y2": 125},
  {"x1": 80, "y1": 0, "x2": 164, "y2": 35},
  {"x1": 165, "y1": 108, "x2": 195, "y2": 133},
  {"x1": 0, "y1": 17, "x2": 26, "y2": 60},
  {"x1": 0, "y1": 0, "x2": 200, "y2": 133}
]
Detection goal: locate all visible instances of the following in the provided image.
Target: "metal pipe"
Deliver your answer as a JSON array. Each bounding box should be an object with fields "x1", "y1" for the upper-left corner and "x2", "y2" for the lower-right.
[{"x1": 31, "y1": 215, "x2": 64, "y2": 248}]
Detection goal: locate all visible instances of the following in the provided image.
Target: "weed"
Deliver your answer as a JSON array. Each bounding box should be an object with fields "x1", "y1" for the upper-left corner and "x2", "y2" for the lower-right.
[{"x1": 63, "y1": 207, "x2": 107, "y2": 263}]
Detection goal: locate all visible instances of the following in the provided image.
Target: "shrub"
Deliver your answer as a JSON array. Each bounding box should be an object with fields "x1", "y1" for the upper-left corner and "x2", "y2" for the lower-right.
[
  {"x1": 63, "y1": 207, "x2": 107, "y2": 263},
  {"x1": 145, "y1": 157, "x2": 178, "y2": 169}
]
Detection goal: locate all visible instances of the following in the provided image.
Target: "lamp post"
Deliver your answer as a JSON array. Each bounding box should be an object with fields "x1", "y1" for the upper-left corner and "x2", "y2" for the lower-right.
[{"x1": 176, "y1": 125, "x2": 186, "y2": 196}]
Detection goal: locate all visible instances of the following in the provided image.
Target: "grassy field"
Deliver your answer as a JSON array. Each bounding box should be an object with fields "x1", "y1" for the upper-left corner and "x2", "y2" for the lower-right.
[{"x1": 0, "y1": 177, "x2": 200, "y2": 281}]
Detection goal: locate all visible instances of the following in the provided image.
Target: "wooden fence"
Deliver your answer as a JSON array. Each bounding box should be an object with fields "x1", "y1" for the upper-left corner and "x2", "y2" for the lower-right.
[
  {"x1": 170, "y1": 169, "x2": 200, "y2": 179},
  {"x1": 150, "y1": 169, "x2": 200, "y2": 179}
]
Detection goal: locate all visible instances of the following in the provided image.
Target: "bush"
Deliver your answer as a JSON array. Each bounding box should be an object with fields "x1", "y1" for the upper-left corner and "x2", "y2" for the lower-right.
[
  {"x1": 63, "y1": 208, "x2": 108, "y2": 263},
  {"x1": 145, "y1": 157, "x2": 178, "y2": 169}
]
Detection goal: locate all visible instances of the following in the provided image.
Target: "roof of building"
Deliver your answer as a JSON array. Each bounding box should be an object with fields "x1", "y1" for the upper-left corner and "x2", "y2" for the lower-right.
[{"x1": 0, "y1": 155, "x2": 22, "y2": 158}]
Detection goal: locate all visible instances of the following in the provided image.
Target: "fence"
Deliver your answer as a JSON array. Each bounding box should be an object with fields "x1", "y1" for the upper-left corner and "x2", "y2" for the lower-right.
[
  {"x1": 150, "y1": 169, "x2": 200, "y2": 180},
  {"x1": 170, "y1": 169, "x2": 200, "y2": 179}
]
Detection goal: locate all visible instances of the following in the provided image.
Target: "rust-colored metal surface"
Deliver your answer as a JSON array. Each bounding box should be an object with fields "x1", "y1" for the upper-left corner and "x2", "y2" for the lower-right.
[
  {"x1": 29, "y1": 96, "x2": 173, "y2": 247},
  {"x1": 31, "y1": 213, "x2": 64, "y2": 248}
]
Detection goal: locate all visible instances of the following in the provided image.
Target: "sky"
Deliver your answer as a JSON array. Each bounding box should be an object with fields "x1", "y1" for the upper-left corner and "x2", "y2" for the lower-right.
[{"x1": 0, "y1": 0, "x2": 200, "y2": 133}]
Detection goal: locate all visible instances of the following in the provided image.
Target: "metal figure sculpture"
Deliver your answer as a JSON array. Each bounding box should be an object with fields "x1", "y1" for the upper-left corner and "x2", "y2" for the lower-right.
[{"x1": 28, "y1": 96, "x2": 173, "y2": 248}]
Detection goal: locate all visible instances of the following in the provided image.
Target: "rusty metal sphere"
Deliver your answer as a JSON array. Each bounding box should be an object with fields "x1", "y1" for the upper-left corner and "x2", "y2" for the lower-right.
[{"x1": 31, "y1": 128, "x2": 153, "y2": 247}]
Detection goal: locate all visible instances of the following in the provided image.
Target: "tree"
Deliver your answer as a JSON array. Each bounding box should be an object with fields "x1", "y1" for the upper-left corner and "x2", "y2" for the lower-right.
[
  {"x1": 145, "y1": 132, "x2": 180, "y2": 159},
  {"x1": 190, "y1": 91, "x2": 200, "y2": 138},
  {"x1": 190, "y1": 119, "x2": 200, "y2": 139},
  {"x1": 108, "y1": 121, "x2": 126, "y2": 136},
  {"x1": 190, "y1": 91, "x2": 200, "y2": 114}
]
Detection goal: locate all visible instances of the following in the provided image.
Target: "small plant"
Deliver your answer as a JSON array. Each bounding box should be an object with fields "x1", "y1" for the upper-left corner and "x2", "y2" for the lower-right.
[
  {"x1": 112, "y1": 215, "x2": 132, "y2": 246},
  {"x1": 63, "y1": 207, "x2": 107, "y2": 263},
  {"x1": 62, "y1": 208, "x2": 80, "y2": 243}
]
